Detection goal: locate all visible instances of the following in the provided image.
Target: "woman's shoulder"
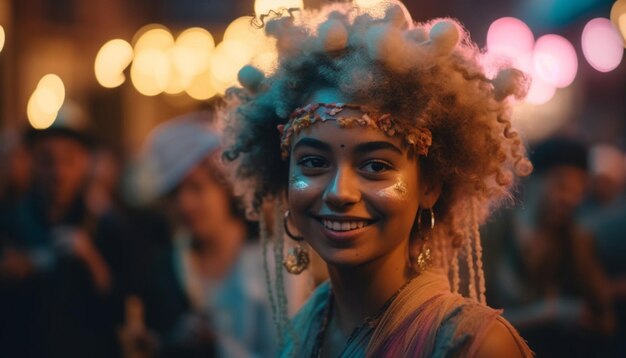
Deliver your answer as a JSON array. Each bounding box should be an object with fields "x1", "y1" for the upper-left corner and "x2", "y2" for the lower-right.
[
  {"x1": 436, "y1": 298, "x2": 533, "y2": 357},
  {"x1": 474, "y1": 317, "x2": 532, "y2": 357}
]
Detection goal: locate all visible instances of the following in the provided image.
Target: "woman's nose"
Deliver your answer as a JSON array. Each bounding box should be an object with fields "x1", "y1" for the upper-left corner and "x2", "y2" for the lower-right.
[{"x1": 322, "y1": 165, "x2": 361, "y2": 208}]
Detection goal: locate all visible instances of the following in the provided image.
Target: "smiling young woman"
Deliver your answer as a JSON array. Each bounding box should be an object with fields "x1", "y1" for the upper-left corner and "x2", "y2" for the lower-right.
[{"x1": 223, "y1": 1, "x2": 534, "y2": 356}]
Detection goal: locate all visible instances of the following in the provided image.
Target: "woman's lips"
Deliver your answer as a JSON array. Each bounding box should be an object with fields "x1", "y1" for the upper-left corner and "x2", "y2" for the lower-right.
[
  {"x1": 314, "y1": 216, "x2": 376, "y2": 241},
  {"x1": 321, "y1": 218, "x2": 372, "y2": 231}
]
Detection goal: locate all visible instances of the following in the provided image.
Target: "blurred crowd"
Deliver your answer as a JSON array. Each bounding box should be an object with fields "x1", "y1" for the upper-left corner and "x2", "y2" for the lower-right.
[
  {"x1": 1, "y1": 106, "x2": 626, "y2": 357},
  {"x1": 0, "y1": 106, "x2": 309, "y2": 358},
  {"x1": 482, "y1": 137, "x2": 626, "y2": 357}
]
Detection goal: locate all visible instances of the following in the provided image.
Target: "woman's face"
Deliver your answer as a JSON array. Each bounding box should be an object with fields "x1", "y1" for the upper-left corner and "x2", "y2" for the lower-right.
[
  {"x1": 174, "y1": 163, "x2": 231, "y2": 239},
  {"x1": 287, "y1": 119, "x2": 422, "y2": 268}
]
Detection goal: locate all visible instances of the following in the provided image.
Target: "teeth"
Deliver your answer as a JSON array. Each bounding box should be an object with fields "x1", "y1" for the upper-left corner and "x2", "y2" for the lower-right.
[{"x1": 322, "y1": 219, "x2": 370, "y2": 232}]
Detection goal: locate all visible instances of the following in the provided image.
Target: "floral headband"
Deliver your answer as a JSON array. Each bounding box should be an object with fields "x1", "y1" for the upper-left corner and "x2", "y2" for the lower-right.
[{"x1": 277, "y1": 103, "x2": 432, "y2": 159}]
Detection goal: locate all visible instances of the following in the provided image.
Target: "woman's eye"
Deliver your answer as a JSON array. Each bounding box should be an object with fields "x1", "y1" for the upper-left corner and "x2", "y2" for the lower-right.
[
  {"x1": 297, "y1": 156, "x2": 329, "y2": 169},
  {"x1": 361, "y1": 160, "x2": 393, "y2": 173}
]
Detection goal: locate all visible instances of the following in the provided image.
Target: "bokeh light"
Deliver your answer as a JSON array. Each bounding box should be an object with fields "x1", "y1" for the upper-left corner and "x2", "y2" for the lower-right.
[
  {"x1": 582, "y1": 18, "x2": 624, "y2": 72},
  {"x1": 513, "y1": 85, "x2": 576, "y2": 141},
  {"x1": 210, "y1": 40, "x2": 252, "y2": 92},
  {"x1": 27, "y1": 98, "x2": 57, "y2": 130},
  {"x1": 27, "y1": 74, "x2": 66, "y2": 129},
  {"x1": 254, "y1": 0, "x2": 303, "y2": 17},
  {"x1": 611, "y1": 0, "x2": 626, "y2": 46},
  {"x1": 124, "y1": 24, "x2": 220, "y2": 99},
  {"x1": 172, "y1": 27, "x2": 215, "y2": 77},
  {"x1": 487, "y1": 17, "x2": 534, "y2": 60},
  {"x1": 250, "y1": 51, "x2": 278, "y2": 75},
  {"x1": 130, "y1": 25, "x2": 173, "y2": 96},
  {"x1": 507, "y1": 53, "x2": 556, "y2": 105},
  {"x1": 209, "y1": 74, "x2": 233, "y2": 96},
  {"x1": 224, "y1": 16, "x2": 267, "y2": 52},
  {"x1": 526, "y1": 76, "x2": 557, "y2": 105},
  {"x1": 163, "y1": 66, "x2": 190, "y2": 95},
  {"x1": 130, "y1": 48, "x2": 171, "y2": 96},
  {"x1": 94, "y1": 39, "x2": 134, "y2": 88},
  {"x1": 133, "y1": 25, "x2": 174, "y2": 52},
  {"x1": 0, "y1": 25, "x2": 5, "y2": 53},
  {"x1": 485, "y1": 20, "x2": 581, "y2": 105},
  {"x1": 36, "y1": 74, "x2": 65, "y2": 112},
  {"x1": 223, "y1": 16, "x2": 277, "y2": 78},
  {"x1": 185, "y1": 68, "x2": 217, "y2": 100},
  {"x1": 533, "y1": 34, "x2": 578, "y2": 88}
]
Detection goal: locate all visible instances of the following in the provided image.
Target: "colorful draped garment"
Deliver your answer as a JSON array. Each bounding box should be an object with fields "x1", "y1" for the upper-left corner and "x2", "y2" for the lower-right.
[{"x1": 280, "y1": 270, "x2": 533, "y2": 357}]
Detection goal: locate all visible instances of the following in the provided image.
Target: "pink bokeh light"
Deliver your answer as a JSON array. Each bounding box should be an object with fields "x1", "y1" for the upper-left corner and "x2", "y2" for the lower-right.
[
  {"x1": 526, "y1": 76, "x2": 557, "y2": 105},
  {"x1": 533, "y1": 34, "x2": 578, "y2": 88},
  {"x1": 511, "y1": 52, "x2": 557, "y2": 105},
  {"x1": 582, "y1": 18, "x2": 624, "y2": 72},
  {"x1": 487, "y1": 17, "x2": 535, "y2": 60}
]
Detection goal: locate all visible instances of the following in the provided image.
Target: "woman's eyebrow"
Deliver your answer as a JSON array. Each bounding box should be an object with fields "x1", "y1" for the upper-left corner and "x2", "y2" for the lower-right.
[
  {"x1": 293, "y1": 137, "x2": 332, "y2": 152},
  {"x1": 354, "y1": 141, "x2": 403, "y2": 155}
]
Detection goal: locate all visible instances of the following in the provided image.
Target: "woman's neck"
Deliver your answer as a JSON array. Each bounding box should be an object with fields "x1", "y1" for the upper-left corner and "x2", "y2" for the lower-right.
[
  {"x1": 327, "y1": 240, "x2": 411, "y2": 336},
  {"x1": 190, "y1": 217, "x2": 246, "y2": 279}
]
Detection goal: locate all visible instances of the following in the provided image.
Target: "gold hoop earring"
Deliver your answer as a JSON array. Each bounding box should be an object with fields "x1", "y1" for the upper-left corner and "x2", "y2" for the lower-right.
[
  {"x1": 283, "y1": 210, "x2": 303, "y2": 241},
  {"x1": 416, "y1": 207, "x2": 435, "y2": 273},
  {"x1": 417, "y1": 207, "x2": 435, "y2": 233},
  {"x1": 282, "y1": 210, "x2": 310, "y2": 274}
]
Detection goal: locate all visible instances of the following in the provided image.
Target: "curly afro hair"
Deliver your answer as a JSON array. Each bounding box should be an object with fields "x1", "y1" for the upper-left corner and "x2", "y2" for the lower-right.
[{"x1": 223, "y1": 1, "x2": 531, "y2": 308}]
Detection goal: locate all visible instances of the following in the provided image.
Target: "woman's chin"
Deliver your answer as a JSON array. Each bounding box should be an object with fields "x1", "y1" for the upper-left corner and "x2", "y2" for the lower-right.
[{"x1": 314, "y1": 247, "x2": 372, "y2": 268}]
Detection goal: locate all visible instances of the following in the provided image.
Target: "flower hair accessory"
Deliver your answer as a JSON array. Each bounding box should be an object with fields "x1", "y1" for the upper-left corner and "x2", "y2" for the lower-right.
[{"x1": 277, "y1": 103, "x2": 432, "y2": 159}]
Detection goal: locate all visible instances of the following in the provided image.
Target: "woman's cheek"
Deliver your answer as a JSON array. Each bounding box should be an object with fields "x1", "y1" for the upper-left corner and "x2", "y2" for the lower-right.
[
  {"x1": 374, "y1": 177, "x2": 410, "y2": 203},
  {"x1": 288, "y1": 174, "x2": 321, "y2": 207},
  {"x1": 289, "y1": 173, "x2": 311, "y2": 192}
]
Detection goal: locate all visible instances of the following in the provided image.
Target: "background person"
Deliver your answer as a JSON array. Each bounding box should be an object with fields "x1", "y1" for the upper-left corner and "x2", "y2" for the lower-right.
[
  {"x1": 121, "y1": 110, "x2": 301, "y2": 358},
  {"x1": 0, "y1": 117, "x2": 121, "y2": 358},
  {"x1": 483, "y1": 137, "x2": 616, "y2": 357}
]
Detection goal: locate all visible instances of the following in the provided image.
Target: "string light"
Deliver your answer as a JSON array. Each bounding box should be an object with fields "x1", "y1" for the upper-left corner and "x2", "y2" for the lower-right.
[
  {"x1": 0, "y1": 25, "x2": 5, "y2": 53},
  {"x1": 209, "y1": 40, "x2": 252, "y2": 92},
  {"x1": 27, "y1": 74, "x2": 65, "y2": 129},
  {"x1": 172, "y1": 27, "x2": 214, "y2": 77},
  {"x1": 94, "y1": 39, "x2": 134, "y2": 88},
  {"x1": 611, "y1": 0, "x2": 626, "y2": 46},
  {"x1": 582, "y1": 18, "x2": 624, "y2": 72},
  {"x1": 487, "y1": 17, "x2": 534, "y2": 60},
  {"x1": 533, "y1": 34, "x2": 578, "y2": 88}
]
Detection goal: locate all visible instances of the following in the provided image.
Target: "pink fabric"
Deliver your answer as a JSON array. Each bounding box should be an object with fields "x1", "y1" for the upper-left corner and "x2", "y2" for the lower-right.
[{"x1": 366, "y1": 270, "x2": 533, "y2": 357}]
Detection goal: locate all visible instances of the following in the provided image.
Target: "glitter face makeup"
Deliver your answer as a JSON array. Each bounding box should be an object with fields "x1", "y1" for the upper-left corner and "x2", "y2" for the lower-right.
[
  {"x1": 289, "y1": 174, "x2": 310, "y2": 191},
  {"x1": 376, "y1": 179, "x2": 409, "y2": 201}
]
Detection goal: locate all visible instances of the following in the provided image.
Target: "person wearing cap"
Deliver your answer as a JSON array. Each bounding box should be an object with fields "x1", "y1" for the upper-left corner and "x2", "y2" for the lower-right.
[
  {"x1": 0, "y1": 118, "x2": 122, "y2": 357},
  {"x1": 482, "y1": 137, "x2": 616, "y2": 357},
  {"x1": 121, "y1": 111, "x2": 297, "y2": 358}
]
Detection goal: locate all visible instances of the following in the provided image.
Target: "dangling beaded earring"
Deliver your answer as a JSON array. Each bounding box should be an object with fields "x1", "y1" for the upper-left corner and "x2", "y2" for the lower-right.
[
  {"x1": 416, "y1": 207, "x2": 435, "y2": 273},
  {"x1": 282, "y1": 210, "x2": 310, "y2": 274}
]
